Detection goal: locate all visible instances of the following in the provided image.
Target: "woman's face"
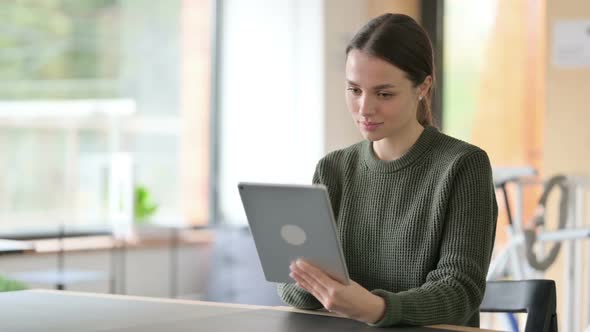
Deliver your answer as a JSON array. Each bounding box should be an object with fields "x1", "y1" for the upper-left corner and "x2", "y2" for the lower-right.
[{"x1": 345, "y1": 49, "x2": 424, "y2": 142}]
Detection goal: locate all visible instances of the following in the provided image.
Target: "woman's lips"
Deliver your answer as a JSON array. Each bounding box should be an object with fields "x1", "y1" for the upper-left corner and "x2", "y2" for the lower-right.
[{"x1": 360, "y1": 121, "x2": 383, "y2": 131}]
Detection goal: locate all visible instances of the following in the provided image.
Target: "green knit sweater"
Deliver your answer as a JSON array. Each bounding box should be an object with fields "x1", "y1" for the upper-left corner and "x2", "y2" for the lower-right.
[{"x1": 277, "y1": 126, "x2": 498, "y2": 328}]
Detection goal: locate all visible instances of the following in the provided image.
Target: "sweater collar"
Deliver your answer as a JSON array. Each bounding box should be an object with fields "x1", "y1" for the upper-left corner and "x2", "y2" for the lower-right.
[{"x1": 363, "y1": 126, "x2": 438, "y2": 173}]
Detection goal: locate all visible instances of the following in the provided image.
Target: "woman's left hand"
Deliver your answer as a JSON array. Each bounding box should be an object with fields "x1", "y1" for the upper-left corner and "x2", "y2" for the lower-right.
[{"x1": 289, "y1": 259, "x2": 386, "y2": 324}]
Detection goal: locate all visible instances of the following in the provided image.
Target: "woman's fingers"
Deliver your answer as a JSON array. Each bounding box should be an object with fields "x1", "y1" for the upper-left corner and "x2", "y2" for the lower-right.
[
  {"x1": 295, "y1": 259, "x2": 340, "y2": 290},
  {"x1": 290, "y1": 263, "x2": 328, "y2": 295},
  {"x1": 290, "y1": 269, "x2": 328, "y2": 304},
  {"x1": 290, "y1": 259, "x2": 349, "y2": 311}
]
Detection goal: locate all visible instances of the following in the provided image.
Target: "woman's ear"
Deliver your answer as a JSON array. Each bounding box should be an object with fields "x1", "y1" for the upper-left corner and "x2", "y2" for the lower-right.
[{"x1": 419, "y1": 76, "x2": 433, "y2": 98}]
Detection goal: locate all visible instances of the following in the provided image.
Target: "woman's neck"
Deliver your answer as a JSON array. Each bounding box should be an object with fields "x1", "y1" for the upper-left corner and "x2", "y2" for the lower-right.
[{"x1": 373, "y1": 123, "x2": 425, "y2": 161}]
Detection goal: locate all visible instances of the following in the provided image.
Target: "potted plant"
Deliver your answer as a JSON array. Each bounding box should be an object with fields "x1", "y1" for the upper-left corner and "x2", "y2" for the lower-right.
[{"x1": 134, "y1": 185, "x2": 158, "y2": 224}]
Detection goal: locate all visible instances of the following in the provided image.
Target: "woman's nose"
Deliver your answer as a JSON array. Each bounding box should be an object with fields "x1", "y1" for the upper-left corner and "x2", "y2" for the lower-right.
[{"x1": 358, "y1": 96, "x2": 375, "y2": 116}]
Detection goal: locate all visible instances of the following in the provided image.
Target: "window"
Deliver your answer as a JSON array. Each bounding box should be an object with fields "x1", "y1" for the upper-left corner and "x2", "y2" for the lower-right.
[
  {"x1": 443, "y1": 0, "x2": 545, "y2": 232},
  {"x1": 0, "y1": 0, "x2": 211, "y2": 234}
]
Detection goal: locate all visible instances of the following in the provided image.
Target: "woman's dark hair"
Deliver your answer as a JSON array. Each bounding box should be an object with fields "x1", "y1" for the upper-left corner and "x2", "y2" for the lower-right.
[{"x1": 346, "y1": 13, "x2": 435, "y2": 127}]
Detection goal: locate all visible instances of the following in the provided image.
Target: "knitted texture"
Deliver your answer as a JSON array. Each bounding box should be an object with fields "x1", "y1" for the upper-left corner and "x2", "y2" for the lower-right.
[{"x1": 277, "y1": 126, "x2": 498, "y2": 327}]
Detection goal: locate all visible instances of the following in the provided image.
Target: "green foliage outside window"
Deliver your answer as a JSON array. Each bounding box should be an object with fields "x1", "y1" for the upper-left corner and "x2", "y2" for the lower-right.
[{"x1": 0, "y1": 0, "x2": 120, "y2": 99}]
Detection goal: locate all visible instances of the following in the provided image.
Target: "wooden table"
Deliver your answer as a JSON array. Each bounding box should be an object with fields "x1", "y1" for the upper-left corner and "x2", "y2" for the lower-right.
[{"x1": 0, "y1": 290, "x2": 502, "y2": 331}]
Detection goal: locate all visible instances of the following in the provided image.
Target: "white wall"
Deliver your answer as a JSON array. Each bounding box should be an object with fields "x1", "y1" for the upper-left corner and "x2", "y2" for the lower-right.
[{"x1": 322, "y1": 0, "x2": 366, "y2": 153}]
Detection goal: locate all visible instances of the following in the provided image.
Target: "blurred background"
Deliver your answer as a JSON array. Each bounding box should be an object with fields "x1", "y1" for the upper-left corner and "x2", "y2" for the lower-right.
[{"x1": 0, "y1": 0, "x2": 589, "y2": 331}]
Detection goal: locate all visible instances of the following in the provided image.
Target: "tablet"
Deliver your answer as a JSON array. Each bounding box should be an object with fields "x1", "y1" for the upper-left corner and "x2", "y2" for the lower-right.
[{"x1": 238, "y1": 182, "x2": 350, "y2": 285}]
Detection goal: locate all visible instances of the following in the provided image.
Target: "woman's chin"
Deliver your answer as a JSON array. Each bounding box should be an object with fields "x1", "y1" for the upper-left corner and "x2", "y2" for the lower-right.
[{"x1": 361, "y1": 131, "x2": 383, "y2": 142}]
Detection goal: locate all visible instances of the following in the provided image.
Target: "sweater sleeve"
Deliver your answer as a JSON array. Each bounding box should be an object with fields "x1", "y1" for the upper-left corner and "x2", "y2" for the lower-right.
[
  {"x1": 369, "y1": 151, "x2": 498, "y2": 327},
  {"x1": 275, "y1": 160, "x2": 329, "y2": 310}
]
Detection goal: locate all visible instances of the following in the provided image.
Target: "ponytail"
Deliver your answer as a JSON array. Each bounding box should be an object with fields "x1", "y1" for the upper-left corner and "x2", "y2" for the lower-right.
[{"x1": 417, "y1": 98, "x2": 432, "y2": 127}]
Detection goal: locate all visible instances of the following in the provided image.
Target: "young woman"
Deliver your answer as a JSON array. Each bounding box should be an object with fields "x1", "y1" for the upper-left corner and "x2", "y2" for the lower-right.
[{"x1": 278, "y1": 13, "x2": 498, "y2": 328}]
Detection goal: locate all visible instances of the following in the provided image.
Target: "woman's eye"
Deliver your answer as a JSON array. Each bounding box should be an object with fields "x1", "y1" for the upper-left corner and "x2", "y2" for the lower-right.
[
  {"x1": 378, "y1": 92, "x2": 394, "y2": 99},
  {"x1": 347, "y1": 87, "x2": 362, "y2": 95}
]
